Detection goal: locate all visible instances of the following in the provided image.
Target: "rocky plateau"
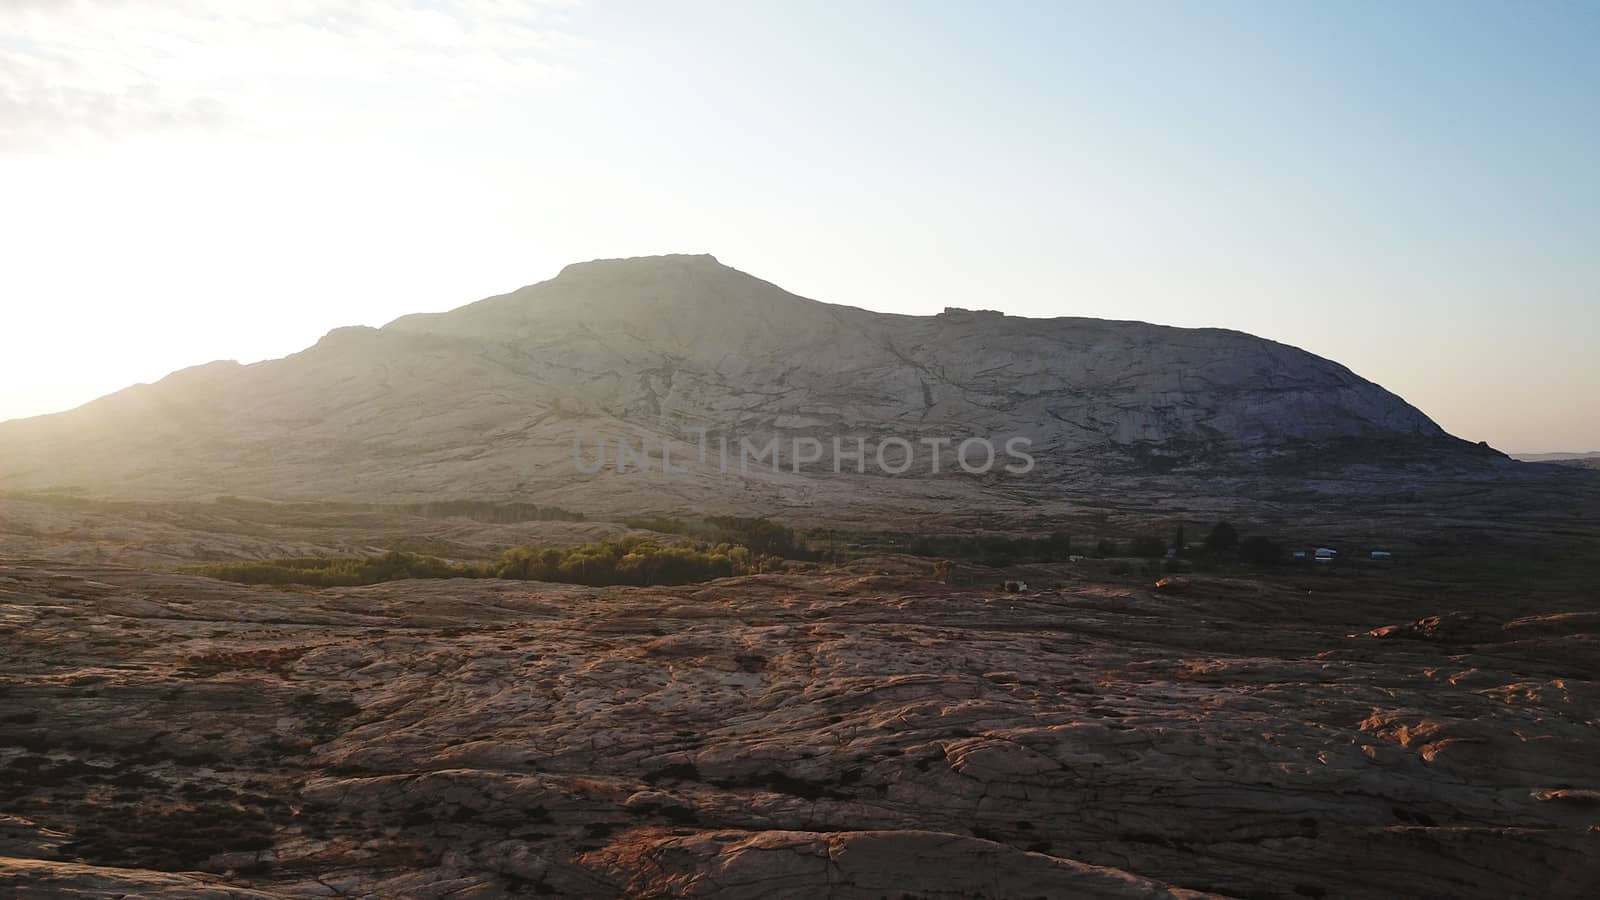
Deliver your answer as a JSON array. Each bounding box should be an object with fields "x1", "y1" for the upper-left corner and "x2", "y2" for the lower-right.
[{"x1": 2, "y1": 542, "x2": 1597, "y2": 898}]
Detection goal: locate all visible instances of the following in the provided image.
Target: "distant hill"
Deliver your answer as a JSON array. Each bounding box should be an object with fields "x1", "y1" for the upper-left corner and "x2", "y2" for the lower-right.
[{"x1": 1513, "y1": 451, "x2": 1600, "y2": 464}]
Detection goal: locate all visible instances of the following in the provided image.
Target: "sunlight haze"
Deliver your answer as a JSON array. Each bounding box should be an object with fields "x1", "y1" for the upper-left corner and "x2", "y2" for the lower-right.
[{"x1": 2, "y1": 0, "x2": 1596, "y2": 450}]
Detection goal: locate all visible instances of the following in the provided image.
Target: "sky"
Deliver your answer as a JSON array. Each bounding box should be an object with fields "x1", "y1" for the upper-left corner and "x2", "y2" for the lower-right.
[{"x1": 2, "y1": 0, "x2": 1596, "y2": 451}]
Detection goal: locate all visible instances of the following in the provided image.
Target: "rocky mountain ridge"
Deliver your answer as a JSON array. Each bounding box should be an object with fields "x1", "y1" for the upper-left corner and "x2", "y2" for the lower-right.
[{"x1": 0, "y1": 254, "x2": 1493, "y2": 518}]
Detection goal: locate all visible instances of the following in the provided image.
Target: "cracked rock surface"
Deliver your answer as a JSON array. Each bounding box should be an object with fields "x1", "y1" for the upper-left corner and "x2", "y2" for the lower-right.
[{"x1": 2, "y1": 556, "x2": 1596, "y2": 898}]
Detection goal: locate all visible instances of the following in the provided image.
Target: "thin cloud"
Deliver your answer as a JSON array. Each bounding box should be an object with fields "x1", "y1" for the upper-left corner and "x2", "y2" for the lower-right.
[{"x1": 0, "y1": 0, "x2": 588, "y2": 149}]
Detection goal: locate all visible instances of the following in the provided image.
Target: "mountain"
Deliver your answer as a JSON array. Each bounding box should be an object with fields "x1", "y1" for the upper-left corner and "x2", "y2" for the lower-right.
[
  {"x1": 0, "y1": 254, "x2": 1497, "y2": 519},
  {"x1": 1513, "y1": 451, "x2": 1600, "y2": 469}
]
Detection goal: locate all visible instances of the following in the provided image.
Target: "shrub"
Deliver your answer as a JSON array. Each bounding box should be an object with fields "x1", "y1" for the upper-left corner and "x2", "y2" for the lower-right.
[
  {"x1": 624, "y1": 516, "x2": 805, "y2": 559},
  {"x1": 1240, "y1": 536, "x2": 1284, "y2": 566},
  {"x1": 1129, "y1": 535, "x2": 1168, "y2": 558},
  {"x1": 705, "y1": 516, "x2": 798, "y2": 557},
  {"x1": 1042, "y1": 530, "x2": 1072, "y2": 559},
  {"x1": 184, "y1": 550, "x2": 481, "y2": 587},
  {"x1": 188, "y1": 539, "x2": 778, "y2": 589},
  {"x1": 1204, "y1": 522, "x2": 1240, "y2": 558},
  {"x1": 496, "y1": 536, "x2": 771, "y2": 586}
]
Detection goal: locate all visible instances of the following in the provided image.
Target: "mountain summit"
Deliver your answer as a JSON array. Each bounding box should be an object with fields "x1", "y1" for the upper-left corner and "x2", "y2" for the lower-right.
[
  {"x1": 383, "y1": 254, "x2": 831, "y2": 351},
  {"x1": 0, "y1": 255, "x2": 1486, "y2": 518}
]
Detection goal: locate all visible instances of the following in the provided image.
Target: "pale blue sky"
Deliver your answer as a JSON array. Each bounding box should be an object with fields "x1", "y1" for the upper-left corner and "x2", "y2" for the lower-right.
[{"x1": 2, "y1": 1, "x2": 1596, "y2": 449}]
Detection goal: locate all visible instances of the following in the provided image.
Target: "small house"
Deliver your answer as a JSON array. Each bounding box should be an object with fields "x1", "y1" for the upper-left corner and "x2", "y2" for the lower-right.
[
  {"x1": 1370, "y1": 550, "x2": 1392, "y2": 560},
  {"x1": 1314, "y1": 547, "x2": 1338, "y2": 562}
]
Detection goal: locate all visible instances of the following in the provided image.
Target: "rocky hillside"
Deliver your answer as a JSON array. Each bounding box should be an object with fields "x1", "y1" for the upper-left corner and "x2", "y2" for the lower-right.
[{"x1": 0, "y1": 254, "x2": 1482, "y2": 515}]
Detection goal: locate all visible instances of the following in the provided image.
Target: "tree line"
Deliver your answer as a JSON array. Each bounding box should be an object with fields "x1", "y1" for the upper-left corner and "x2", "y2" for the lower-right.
[{"x1": 186, "y1": 537, "x2": 782, "y2": 589}]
